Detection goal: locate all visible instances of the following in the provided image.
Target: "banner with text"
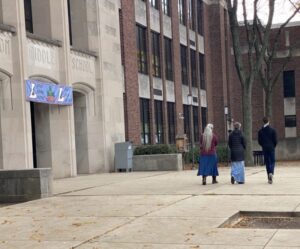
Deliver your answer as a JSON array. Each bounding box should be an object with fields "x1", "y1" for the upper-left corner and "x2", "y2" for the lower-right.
[{"x1": 25, "y1": 80, "x2": 73, "y2": 105}]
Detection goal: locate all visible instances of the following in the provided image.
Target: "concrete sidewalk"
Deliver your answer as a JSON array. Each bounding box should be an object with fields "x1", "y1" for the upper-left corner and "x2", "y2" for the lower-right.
[{"x1": 0, "y1": 163, "x2": 300, "y2": 248}]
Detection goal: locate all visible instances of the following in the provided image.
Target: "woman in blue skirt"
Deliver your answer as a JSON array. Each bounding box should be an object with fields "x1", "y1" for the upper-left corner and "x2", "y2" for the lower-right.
[
  {"x1": 228, "y1": 122, "x2": 246, "y2": 184},
  {"x1": 197, "y1": 123, "x2": 219, "y2": 185}
]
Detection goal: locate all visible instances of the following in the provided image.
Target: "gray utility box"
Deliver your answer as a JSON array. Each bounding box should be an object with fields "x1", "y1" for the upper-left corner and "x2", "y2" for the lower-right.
[{"x1": 115, "y1": 142, "x2": 133, "y2": 172}]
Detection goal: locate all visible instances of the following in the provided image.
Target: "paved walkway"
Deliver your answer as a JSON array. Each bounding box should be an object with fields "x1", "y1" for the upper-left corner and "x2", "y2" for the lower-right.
[{"x1": 0, "y1": 163, "x2": 300, "y2": 248}]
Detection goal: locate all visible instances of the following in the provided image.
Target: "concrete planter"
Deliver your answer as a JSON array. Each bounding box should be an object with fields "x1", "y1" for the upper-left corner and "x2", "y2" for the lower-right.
[{"x1": 133, "y1": 153, "x2": 183, "y2": 171}]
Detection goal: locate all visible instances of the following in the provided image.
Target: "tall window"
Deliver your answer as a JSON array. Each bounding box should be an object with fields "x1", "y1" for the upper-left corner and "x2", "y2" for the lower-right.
[
  {"x1": 188, "y1": 0, "x2": 195, "y2": 30},
  {"x1": 183, "y1": 105, "x2": 190, "y2": 141},
  {"x1": 136, "y1": 25, "x2": 148, "y2": 74},
  {"x1": 149, "y1": 0, "x2": 159, "y2": 9},
  {"x1": 167, "y1": 102, "x2": 176, "y2": 144},
  {"x1": 283, "y1": 71, "x2": 295, "y2": 98},
  {"x1": 140, "y1": 98, "x2": 151, "y2": 144},
  {"x1": 285, "y1": 115, "x2": 297, "y2": 127},
  {"x1": 197, "y1": 0, "x2": 203, "y2": 35},
  {"x1": 155, "y1": 100, "x2": 164, "y2": 144},
  {"x1": 67, "y1": 0, "x2": 73, "y2": 45},
  {"x1": 193, "y1": 106, "x2": 199, "y2": 142},
  {"x1": 201, "y1": 107, "x2": 207, "y2": 131},
  {"x1": 199, "y1": 53, "x2": 205, "y2": 89},
  {"x1": 190, "y1": 49, "x2": 197, "y2": 87},
  {"x1": 24, "y1": 0, "x2": 33, "y2": 33},
  {"x1": 152, "y1": 31, "x2": 161, "y2": 77},
  {"x1": 164, "y1": 37, "x2": 173, "y2": 81},
  {"x1": 162, "y1": 0, "x2": 171, "y2": 16},
  {"x1": 180, "y1": 45, "x2": 188, "y2": 85},
  {"x1": 178, "y1": 0, "x2": 186, "y2": 25}
]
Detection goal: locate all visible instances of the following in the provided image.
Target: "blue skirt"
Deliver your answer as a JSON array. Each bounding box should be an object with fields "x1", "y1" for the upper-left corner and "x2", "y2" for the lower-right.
[
  {"x1": 197, "y1": 154, "x2": 219, "y2": 176},
  {"x1": 231, "y1": 161, "x2": 245, "y2": 183}
]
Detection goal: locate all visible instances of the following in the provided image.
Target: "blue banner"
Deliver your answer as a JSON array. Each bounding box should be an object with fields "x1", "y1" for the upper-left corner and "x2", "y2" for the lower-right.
[{"x1": 25, "y1": 80, "x2": 73, "y2": 105}]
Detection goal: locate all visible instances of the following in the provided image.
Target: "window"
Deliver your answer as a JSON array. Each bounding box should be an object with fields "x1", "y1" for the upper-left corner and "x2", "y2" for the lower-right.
[
  {"x1": 167, "y1": 102, "x2": 176, "y2": 144},
  {"x1": 197, "y1": 0, "x2": 203, "y2": 35},
  {"x1": 67, "y1": 0, "x2": 73, "y2": 45},
  {"x1": 24, "y1": 0, "x2": 33, "y2": 33},
  {"x1": 152, "y1": 31, "x2": 161, "y2": 77},
  {"x1": 155, "y1": 100, "x2": 164, "y2": 144},
  {"x1": 201, "y1": 107, "x2": 207, "y2": 131},
  {"x1": 164, "y1": 37, "x2": 173, "y2": 81},
  {"x1": 283, "y1": 71, "x2": 295, "y2": 98},
  {"x1": 136, "y1": 25, "x2": 148, "y2": 74},
  {"x1": 285, "y1": 115, "x2": 296, "y2": 127},
  {"x1": 178, "y1": 0, "x2": 186, "y2": 25},
  {"x1": 149, "y1": 0, "x2": 159, "y2": 9},
  {"x1": 183, "y1": 105, "x2": 190, "y2": 141},
  {"x1": 180, "y1": 45, "x2": 188, "y2": 85},
  {"x1": 193, "y1": 106, "x2": 199, "y2": 142},
  {"x1": 162, "y1": 0, "x2": 171, "y2": 16},
  {"x1": 188, "y1": 0, "x2": 195, "y2": 30},
  {"x1": 140, "y1": 98, "x2": 151, "y2": 144},
  {"x1": 199, "y1": 53, "x2": 205, "y2": 89},
  {"x1": 190, "y1": 49, "x2": 197, "y2": 87}
]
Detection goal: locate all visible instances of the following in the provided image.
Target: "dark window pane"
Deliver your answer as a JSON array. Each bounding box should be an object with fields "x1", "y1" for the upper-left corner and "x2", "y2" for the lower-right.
[
  {"x1": 136, "y1": 25, "x2": 148, "y2": 74},
  {"x1": 197, "y1": 0, "x2": 203, "y2": 35},
  {"x1": 190, "y1": 49, "x2": 197, "y2": 87},
  {"x1": 162, "y1": 0, "x2": 171, "y2": 16},
  {"x1": 149, "y1": 0, "x2": 159, "y2": 9},
  {"x1": 183, "y1": 104, "x2": 190, "y2": 141},
  {"x1": 152, "y1": 32, "x2": 161, "y2": 77},
  {"x1": 188, "y1": 0, "x2": 195, "y2": 30},
  {"x1": 283, "y1": 71, "x2": 295, "y2": 98},
  {"x1": 164, "y1": 37, "x2": 173, "y2": 81},
  {"x1": 24, "y1": 0, "x2": 33, "y2": 33},
  {"x1": 193, "y1": 106, "x2": 199, "y2": 142},
  {"x1": 167, "y1": 102, "x2": 176, "y2": 144},
  {"x1": 140, "y1": 98, "x2": 151, "y2": 144},
  {"x1": 285, "y1": 115, "x2": 296, "y2": 127},
  {"x1": 155, "y1": 100, "x2": 164, "y2": 144},
  {"x1": 181, "y1": 45, "x2": 188, "y2": 85},
  {"x1": 199, "y1": 53, "x2": 205, "y2": 89},
  {"x1": 201, "y1": 107, "x2": 207, "y2": 131},
  {"x1": 178, "y1": 0, "x2": 186, "y2": 25}
]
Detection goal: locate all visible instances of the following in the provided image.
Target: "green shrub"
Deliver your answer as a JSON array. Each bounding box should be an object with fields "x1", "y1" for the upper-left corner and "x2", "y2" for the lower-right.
[
  {"x1": 184, "y1": 145, "x2": 200, "y2": 164},
  {"x1": 217, "y1": 143, "x2": 230, "y2": 163},
  {"x1": 134, "y1": 144, "x2": 177, "y2": 155}
]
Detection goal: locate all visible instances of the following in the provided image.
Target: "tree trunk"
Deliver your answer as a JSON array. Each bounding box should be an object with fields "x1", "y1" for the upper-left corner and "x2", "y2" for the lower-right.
[
  {"x1": 265, "y1": 89, "x2": 273, "y2": 119},
  {"x1": 242, "y1": 84, "x2": 254, "y2": 166}
]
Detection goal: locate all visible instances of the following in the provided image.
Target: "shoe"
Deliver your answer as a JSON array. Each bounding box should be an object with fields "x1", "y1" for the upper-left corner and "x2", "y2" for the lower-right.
[
  {"x1": 202, "y1": 176, "x2": 206, "y2": 185},
  {"x1": 268, "y1": 173, "x2": 273, "y2": 184},
  {"x1": 212, "y1": 176, "x2": 218, "y2": 184},
  {"x1": 231, "y1": 176, "x2": 235, "y2": 184}
]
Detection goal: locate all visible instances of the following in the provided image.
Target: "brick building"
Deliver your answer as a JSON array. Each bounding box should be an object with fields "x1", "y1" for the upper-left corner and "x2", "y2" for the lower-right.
[{"x1": 120, "y1": 0, "x2": 232, "y2": 146}]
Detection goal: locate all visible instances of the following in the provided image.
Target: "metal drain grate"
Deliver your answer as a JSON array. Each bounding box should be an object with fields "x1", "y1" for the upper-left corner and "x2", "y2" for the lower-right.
[{"x1": 219, "y1": 211, "x2": 300, "y2": 229}]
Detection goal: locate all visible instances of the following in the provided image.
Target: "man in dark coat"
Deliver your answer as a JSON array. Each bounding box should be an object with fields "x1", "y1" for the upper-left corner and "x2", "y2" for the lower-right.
[{"x1": 258, "y1": 117, "x2": 277, "y2": 184}]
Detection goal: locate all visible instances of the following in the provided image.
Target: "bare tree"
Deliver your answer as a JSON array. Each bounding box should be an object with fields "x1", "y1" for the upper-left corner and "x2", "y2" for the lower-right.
[
  {"x1": 257, "y1": 1, "x2": 300, "y2": 118},
  {"x1": 226, "y1": 0, "x2": 275, "y2": 165},
  {"x1": 226, "y1": 0, "x2": 300, "y2": 165}
]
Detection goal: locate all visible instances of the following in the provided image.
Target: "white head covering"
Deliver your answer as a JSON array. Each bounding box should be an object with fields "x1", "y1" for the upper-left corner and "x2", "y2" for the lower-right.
[{"x1": 202, "y1": 123, "x2": 214, "y2": 151}]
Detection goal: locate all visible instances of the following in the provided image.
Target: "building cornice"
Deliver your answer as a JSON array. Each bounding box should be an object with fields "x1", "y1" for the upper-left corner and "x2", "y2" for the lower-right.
[
  {"x1": 26, "y1": 32, "x2": 62, "y2": 47},
  {"x1": 0, "y1": 23, "x2": 16, "y2": 34}
]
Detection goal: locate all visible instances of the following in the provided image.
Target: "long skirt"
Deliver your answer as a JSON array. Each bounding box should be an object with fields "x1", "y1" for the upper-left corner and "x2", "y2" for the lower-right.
[
  {"x1": 231, "y1": 161, "x2": 245, "y2": 183},
  {"x1": 197, "y1": 154, "x2": 219, "y2": 176}
]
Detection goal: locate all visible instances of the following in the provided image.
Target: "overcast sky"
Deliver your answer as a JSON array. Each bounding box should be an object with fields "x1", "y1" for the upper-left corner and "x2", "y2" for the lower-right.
[{"x1": 237, "y1": 0, "x2": 300, "y2": 24}]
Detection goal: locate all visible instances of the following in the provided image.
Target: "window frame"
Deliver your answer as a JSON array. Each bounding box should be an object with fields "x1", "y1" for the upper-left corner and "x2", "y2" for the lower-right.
[
  {"x1": 283, "y1": 70, "x2": 295, "y2": 98},
  {"x1": 136, "y1": 24, "x2": 148, "y2": 74},
  {"x1": 164, "y1": 37, "x2": 173, "y2": 81},
  {"x1": 140, "y1": 98, "x2": 151, "y2": 144},
  {"x1": 167, "y1": 102, "x2": 176, "y2": 144},
  {"x1": 151, "y1": 31, "x2": 161, "y2": 78},
  {"x1": 180, "y1": 45, "x2": 188, "y2": 85},
  {"x1": 154, "y1": 100, "x2": 164, "y2": 144}
]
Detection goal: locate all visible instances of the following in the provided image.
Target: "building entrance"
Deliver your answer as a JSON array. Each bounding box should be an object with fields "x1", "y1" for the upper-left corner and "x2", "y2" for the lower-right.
[{"x1": 73, "y1": 91, "x2": 89, "y2": 174}]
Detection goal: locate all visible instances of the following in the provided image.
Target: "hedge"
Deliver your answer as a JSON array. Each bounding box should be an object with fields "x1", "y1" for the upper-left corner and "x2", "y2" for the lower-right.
[{"x1": 134, "y1": 144, "x2": 177, "y2": 155}]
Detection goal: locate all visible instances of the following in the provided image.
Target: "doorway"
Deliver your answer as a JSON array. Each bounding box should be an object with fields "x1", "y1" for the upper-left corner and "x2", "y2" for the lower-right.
[{"x1": 73, "y1": 91, "x2": 89, "y2": 174}]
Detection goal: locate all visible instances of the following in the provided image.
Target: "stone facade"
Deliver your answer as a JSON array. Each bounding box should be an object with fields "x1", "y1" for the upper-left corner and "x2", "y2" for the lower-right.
[{"x1": 0, "y1": 0, "x2": 125, "y2": 178}]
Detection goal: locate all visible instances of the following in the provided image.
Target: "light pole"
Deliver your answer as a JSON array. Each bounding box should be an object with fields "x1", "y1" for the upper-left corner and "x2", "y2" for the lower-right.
[{"x1": 187, "y1": 94, "x2": 194, "y2": 169}]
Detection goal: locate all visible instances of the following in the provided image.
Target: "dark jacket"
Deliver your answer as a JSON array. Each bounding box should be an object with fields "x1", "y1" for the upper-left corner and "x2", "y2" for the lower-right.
[
  {"x1": 228, "y1": 129, "x2": 246, "y2": 162},
  {"x1": 258, "y1": 125, "x2": 277, "y2": 152}
]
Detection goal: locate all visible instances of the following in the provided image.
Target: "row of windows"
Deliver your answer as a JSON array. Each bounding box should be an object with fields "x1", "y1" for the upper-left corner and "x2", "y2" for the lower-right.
[
  {"x1": 141, "y1": 98, "x2": 207, "y2": 145},
  {"x1": 178, "y1": 0, "x2": 204, "y2": 35},
  {"x1": 141, "y1": 0, "x2": 171, "y2": 16}
]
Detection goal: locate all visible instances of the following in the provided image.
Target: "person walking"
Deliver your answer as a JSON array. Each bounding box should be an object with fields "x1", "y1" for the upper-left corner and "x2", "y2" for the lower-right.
[
  {"x1": 258, "y1": 117, "x2": 278, "y2": 184},
  {"x1": 228, "y1": 122, "x2": 246, "y2": 184},
  {"x1": 197, "y1": 123, "x2": 219, "y2": 185}
]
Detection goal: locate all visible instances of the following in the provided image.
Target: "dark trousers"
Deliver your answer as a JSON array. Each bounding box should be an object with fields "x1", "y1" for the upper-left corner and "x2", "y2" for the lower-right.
[{"x1": 263, "y1": 150, "x2": 275, "y2": 175}]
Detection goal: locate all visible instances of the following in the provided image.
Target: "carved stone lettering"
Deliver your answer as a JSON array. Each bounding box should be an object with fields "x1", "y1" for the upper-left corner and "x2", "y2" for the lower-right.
[
  {"x1": 0, "y1": 37, "x2": 10, "y2": 55},
  {"x1": 29, "y1": 46, "x2": 55, "y2": 65},
  {"x1": 72, "y1": 57, "x2": 93, "y2": 74}
]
